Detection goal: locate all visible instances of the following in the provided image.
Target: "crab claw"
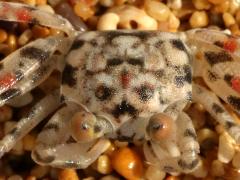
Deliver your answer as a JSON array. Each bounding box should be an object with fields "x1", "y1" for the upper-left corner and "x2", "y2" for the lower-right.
[{"x1": 147, "y1": 113, "x2": 176, "y2": 141}]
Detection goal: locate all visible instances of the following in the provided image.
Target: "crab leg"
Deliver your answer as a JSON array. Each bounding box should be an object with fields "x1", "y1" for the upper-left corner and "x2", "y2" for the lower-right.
[
  {"x1": 0, "y1": 2, "x2": 75, "y2": 36},
  {"x1": 0, "y1": 36, "x2": 71, "y2": 106},
  {"x1": 193, "y1": 83, "x2": 240, "y2": 143},
  {"x1": 0, "y1": 90, "x2": 60, "y2": 158},
  {"x1": 186, "y1": 29, "x2": 240, "y2": 114},
  {"x1": 144, "y1": 112, "x2": 199, "y2": 173},
  {"x1": 32, "y1": 103, "x2": 111, "y2": 169}
]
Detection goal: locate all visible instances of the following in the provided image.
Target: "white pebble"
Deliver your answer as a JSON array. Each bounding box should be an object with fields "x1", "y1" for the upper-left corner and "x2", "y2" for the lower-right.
[{"x1": 218, "y1": 133, "x2": 235, "y2": 163}]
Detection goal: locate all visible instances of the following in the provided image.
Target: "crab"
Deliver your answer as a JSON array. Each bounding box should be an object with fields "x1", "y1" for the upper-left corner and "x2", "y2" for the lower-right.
[{"x1": 0, "y1": 1, "x2": 240, "y2": 174}]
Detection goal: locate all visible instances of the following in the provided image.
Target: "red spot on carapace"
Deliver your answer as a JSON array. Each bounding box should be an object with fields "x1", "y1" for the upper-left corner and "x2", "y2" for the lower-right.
[
  {"x1": 0, "y1": 73, "x2": 16, "y2": 89},
  {"x1": 121, "y1": 71, "x2": 131, "y2": 89},
  {"x1": 231, "y1": 76, "x2": 240, "y2": 94},
  {"x1": 223, "y1": 39, "x2": 237, "y2": 53},
  {"x1": 16, "y1": 8, "x2": 32, "y2": 22}
]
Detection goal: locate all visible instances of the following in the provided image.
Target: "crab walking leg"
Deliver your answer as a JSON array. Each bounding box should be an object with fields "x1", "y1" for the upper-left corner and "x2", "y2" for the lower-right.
[
  {"x1": 186, "y1": 29, "x2": 240, "y2": 114},
  {"x1": 0, "y1": 90, "x2": 60, "y2": 158},
  {"x1": 193, "y1": 83, "x2": 240, "y2": 143},
  {"x1": 32, "y1": 104, "x2": 111, "y2": 168},
  {"x1": 0, "y1": 2, "x2": 75, "y2": 36},
  {"x1": 0, "y1": 36, "x2": 71, "y2": 106},
  {"x1": 144, "y1": 112, "x2": 199, "y2": 173}
]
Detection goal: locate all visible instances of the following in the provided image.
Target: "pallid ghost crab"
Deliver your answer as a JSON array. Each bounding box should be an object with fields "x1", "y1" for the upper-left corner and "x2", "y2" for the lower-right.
[{"x1": 0, "y1": 1, "x2": 240, "y2": 174}]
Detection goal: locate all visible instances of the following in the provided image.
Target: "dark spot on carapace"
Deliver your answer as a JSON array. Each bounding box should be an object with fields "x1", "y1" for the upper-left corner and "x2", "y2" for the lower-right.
[
  {"x1": 127, "y1": 58, "x2": 144, "y2": 67},
  {"x1": 71, "y1": 40, "x2": 85, "y2": 50},
  {"x1": 90, "y1": 39, "x2": 98, "y2": 46},
  {"x1": 136, "y1": 85, "x2": 154, "y2": 102},
  {"x1": 227, "y1": 96, "x2": 240, "y2": 112},
  {"x1": 62, "y1": 64, "x2": 78, "y2": 87},
  {"x1": 107, "y1": 58, "x2": 123, "y2": 66},
  {"x1": 204, "y1": 51, "x2": 233, "y2": 66},
  {"x1": 0, "y1": 88, "x2": 21, "y2": 101},
  {"x1": 183, "y1": 65, "x2": 192, "y2": 84},
  {"x1": 95, "y1": 85, "x2": 115, "y2": 101},
  {"x1": 212, "y1": 103, "x2": 224, "y2": 114},
  {"x1": 186, "y1": 91, "x2": 192, "y2": 101},
  {"x1": 20, "y1": 47, "x2": 50, "y2": 63},
  {"x1": 154, "y1": 40, "x2": 164, "y2": 48},
  {"x1": 112, "y1": 100, "x2": 138, "y2": 118},
  {"x1": 171, "y1": 39, "x2": 187, "y2": 52},
  {"x1": 103, "y1": 31, "x2": 150, "y2": 43}
]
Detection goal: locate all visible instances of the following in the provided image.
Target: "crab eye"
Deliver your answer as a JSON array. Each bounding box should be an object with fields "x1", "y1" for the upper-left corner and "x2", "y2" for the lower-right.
[
  {"x1": 70, "y1": 112, "x2": 99, "y2": 142},
  {"x1": 147, "y1": 113, "x2": 174, "y2": 141},
  {"x1": 136, "y1": 84, "x2": 154, "y2": 102},
  {"x1": 95, "y1": 85, "x2": 115, "y2": 101}
]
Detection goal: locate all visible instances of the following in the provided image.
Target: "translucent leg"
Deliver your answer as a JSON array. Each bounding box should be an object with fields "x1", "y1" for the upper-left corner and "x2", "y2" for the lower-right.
[
  {"x1": 0, "y1": 90, "x2": 60, "y2": 158},
  {"x1": 193, "y1": 83, "x2": 240, "y2": 144},
  {"x1": 0, "y1": 36, "x2": 71, "y2": 106}
]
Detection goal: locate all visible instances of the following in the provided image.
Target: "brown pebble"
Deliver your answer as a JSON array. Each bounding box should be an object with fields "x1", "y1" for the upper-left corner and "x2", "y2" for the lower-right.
[
  {"x1": 30, "y1": 166, "x2": 50, "y2": 179},
  {"x1": 58, "y1": 169, "x2": 79, "y2": 180},
  {"x1": 111, "y1": 147, "x2": 143, "y2": 180},
  {"x1": 32, "y1": 25, "x2": 50, "y2": 38},
  {"x1": 0, "y1": 28, "x2": 7, "y2": 43},
  {"x1": 0, "y1": 105, "x2": 12, "y2": 122}
]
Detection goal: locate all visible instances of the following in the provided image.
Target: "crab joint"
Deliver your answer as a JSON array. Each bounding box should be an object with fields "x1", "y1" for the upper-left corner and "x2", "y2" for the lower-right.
[
  {"x1": 70, "y1": 111, "x2": 113, "y2": 143},
  {"x1": 147, "y1": 113, "x2": 175, "y2": 141}
]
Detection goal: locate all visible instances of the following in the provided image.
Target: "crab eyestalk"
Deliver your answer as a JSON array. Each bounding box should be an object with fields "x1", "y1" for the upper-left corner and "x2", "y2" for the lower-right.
[
  {"x1": 70, "y1": 111, "x2": 113, "y2": 143},
  {"x1": 147, "y1": 113, "x2": 176, "y2": 141}
]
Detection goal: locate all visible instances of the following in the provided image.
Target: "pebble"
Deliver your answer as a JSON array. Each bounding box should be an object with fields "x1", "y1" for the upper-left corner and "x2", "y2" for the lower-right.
[
  {"x1": 0, "y1": 28, "x2": 8, "y2": 43},
  {"x1": 55, "y1": 2, "x2": 88, "y2": 31},
  {"x1": 218, "y1": 133, "x2": 235, "y2": 163},
  {"x1": 100, "y1": 175, "x2": 119, "y2": 180},
  {"x1": 189, "y1": 11, "x2": 209, "y2": 28},
  {"x1": 197, "y1": 128, "x2": 218, "y2": 150},
  {"x1": 223, "y1": 12, "x2": 236, "y2": 27},
  {"x1": 0, "y1": 105, "x2": 12, "y2": 122},
  {"x1": 23, "y1": 134, "x2": 36, "y2": 151},
  {"x1": 111, "y1": 147, "x2": 143, "y2": 180},
  {"x1": 58, "y1": 169, "x2": 79, "y2": 180},
  {"x1": 30, "y1": 166, "x2": 50, "y2": 179},
  {"x1": 7, "y1": 175, "x2": 23, "y2": 180},
  {"x1": 145, "y1": 1, "x2": 171, "y2": 22},
  {"x1": 97, "y1": 155, "x2": 112, "y2": 174},
  {"x1": 145, "y1": 165, "x2": 166, "y2": 180},
  {"x1": 210, "y1": 159, "x2": 225, "y2": 177}
]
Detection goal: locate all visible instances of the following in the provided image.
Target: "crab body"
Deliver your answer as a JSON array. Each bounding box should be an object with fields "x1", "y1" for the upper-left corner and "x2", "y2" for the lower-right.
[{"x1": 0, "y1": 1, "x2": 240, "y2": 174}]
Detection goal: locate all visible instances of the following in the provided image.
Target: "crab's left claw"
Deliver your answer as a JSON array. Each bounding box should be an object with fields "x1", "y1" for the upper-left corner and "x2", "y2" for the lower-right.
[{"x1": 32, "y1": 103, "x2": 111, "y2": 168}]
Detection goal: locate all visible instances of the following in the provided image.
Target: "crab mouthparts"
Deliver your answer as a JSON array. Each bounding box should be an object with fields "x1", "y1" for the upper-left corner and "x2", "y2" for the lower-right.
[{"x1": 112, "y1": 100, "x2": 138, "y2": 118}]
